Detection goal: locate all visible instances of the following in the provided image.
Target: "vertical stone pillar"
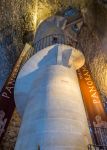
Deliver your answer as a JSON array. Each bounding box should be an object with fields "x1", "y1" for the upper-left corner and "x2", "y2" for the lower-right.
[{"x1": 14, "y1": 44, "x2": 92, "y2": 150}]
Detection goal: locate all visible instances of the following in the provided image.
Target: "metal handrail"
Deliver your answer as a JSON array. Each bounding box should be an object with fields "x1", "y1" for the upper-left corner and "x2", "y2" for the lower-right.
[
  {"x1": 89, "y1": 126, "x2": 107, "y2": 146},
  {"x1": 34, "y1": 34, "x2": 77, "y2": 52},
  {"x1": 18, "y1": 33, "x2": 77, "y2": 70},
  {"x1": 102, "y1": 100, "x2": 107, "y2": 113},
  {"x1": 38, "y1": 145, "x2": 40, "y2": 150},
  {"x1": 88, "y1": 144, "x2": 107, "y2": 150}
]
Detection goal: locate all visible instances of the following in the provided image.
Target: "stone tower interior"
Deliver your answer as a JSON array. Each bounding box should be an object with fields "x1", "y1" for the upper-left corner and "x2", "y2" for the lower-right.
[{"x1": 0, "y1": 0, "x2": 107, "y2": 149}]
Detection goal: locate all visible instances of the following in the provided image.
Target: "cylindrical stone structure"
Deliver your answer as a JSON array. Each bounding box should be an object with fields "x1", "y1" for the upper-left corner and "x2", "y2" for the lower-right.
[{"x1": 14, "y1": 44, "x2": 92, "y2": 150}]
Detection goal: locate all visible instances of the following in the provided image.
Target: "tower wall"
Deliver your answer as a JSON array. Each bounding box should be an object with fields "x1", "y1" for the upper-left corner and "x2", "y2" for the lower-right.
[{"x1": 14, "y1": 44, "x2": 91, "y2": 150}]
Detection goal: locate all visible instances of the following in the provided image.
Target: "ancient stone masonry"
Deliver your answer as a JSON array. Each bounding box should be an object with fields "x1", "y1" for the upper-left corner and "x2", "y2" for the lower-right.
[
  {"x1": 77, "y1": 25, "x2": 107, "y2": 106},
  {"x1": 0, "y1": 0, "x2": 107, "y2": 149},
  {"x1": 0, "y1": 110, "x2": 21, "y2": 150},
  {"x1": 0, "y1": 0, "x2": 92, "y2": 92},
  {"x1": 0, "y1": 26, "x2": 18, "y2": 91}
]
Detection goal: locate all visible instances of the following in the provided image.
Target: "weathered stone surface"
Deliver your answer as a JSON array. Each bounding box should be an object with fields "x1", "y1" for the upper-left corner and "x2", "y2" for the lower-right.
[
  {"x1": 0, "y1": 0, "x2": 91, "y2": 91},
  {"x1": 0, "y1": 0, "x2": 107, "y2": 149},
  {"x1": 0, "y1": 110, "x2": 21, "y2": 150},
  {"x1": 77, "y1": 25, "x2": 107, "y2": 103}
]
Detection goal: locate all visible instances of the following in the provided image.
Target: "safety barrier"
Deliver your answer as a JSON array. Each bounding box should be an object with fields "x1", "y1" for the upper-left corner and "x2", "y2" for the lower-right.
[{"x1": 34, "y1": 34, "x2": 76, "y2": 52}]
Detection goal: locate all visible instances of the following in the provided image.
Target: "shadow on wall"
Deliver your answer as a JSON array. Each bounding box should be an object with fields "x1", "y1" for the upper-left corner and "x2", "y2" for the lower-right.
[
  {"x1": 94, "y1": 1, "x2": 107, "y2": 37},
  {"x1": 0, "y1": 26, "x2": 18, "y2": 91}
]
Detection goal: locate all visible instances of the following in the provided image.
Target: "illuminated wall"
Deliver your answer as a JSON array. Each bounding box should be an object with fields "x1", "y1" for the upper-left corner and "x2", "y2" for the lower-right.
[{"x1": 14, "y1": 44, "x2": 91, "y2": 150}]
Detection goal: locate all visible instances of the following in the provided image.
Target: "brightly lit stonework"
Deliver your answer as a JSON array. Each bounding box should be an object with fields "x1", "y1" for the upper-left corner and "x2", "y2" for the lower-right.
[{"x1": 14, "y1": 44, "x2": 92, "y2": 150}]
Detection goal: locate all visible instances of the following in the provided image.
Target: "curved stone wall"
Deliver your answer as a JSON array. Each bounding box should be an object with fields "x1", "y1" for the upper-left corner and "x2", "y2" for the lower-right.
[{"x1": 0, "y1": 0, "x2": 107, "y2": 149}]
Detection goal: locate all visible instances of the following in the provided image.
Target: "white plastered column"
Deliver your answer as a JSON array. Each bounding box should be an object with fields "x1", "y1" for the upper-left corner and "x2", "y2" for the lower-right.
[{"x1": 14, "y1": 44, "x2": 92, "y2": 150}]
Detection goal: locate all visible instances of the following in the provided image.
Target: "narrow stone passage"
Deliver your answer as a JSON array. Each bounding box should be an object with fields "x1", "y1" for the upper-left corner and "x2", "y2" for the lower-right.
[{"x1": 0, "y1": 0, "x2": 107, "y2": 149}]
